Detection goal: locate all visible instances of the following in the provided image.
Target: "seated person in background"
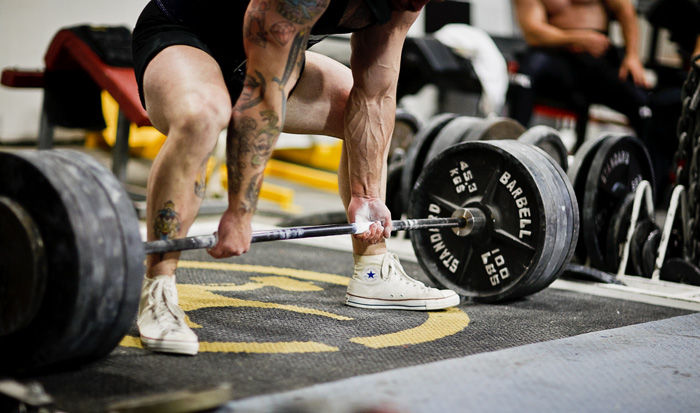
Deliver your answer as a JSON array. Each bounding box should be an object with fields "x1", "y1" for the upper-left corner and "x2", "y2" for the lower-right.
[
  {"x1": 509, "y1": 0, "x2": 683, "y2": 198},
  {"x1": 509, "y1": 0, "x2": 651, "y2": 136}
]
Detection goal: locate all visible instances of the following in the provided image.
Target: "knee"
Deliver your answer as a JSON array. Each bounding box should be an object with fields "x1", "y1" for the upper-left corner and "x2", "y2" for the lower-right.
[{"x1": 167, "y1": 92, "x2": 232, "y2": 152}]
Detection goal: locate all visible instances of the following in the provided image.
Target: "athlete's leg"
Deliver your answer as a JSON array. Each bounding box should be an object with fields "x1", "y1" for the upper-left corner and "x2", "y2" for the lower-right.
[{"x1": 143, "y1": 45, "x2": 232, "y2": 277}]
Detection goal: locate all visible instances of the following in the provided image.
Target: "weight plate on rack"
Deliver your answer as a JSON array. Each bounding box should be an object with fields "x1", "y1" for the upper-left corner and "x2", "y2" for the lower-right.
[
  {"x1": 629, "y1": 220, "x2": 659, "y2": 277},
  {"x1": 660, "y1": 258, "x2": 700, "y2": 286},
  {"x1": 605, "y1": 192, "x2": 635, "y2": 273},
  {"x1": 581, "y1": 134, "x2": 655, "y2": 270},
  {"x1": 567, "y1": 135, "x2": 607, "y2": 263}
]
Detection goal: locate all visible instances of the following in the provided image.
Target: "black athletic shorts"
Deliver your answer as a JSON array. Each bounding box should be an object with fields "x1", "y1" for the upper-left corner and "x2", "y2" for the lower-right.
[{"x1": 131, "y1": 1, "x2": 249, "y2": 109}]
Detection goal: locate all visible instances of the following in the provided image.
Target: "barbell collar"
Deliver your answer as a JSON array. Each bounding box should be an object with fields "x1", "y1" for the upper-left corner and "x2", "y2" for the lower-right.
[{"x1": 142, "y1": 216, "x2": 469, "y2": 255}]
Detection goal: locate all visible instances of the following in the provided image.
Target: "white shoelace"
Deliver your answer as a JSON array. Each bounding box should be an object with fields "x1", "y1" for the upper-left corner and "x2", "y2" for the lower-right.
[
  {"x1": 383, "y1": 253, "x2": 428, "y2": 290},
  {"x1": 148, "y1": 280, "x2": 186, "y2": 333}
]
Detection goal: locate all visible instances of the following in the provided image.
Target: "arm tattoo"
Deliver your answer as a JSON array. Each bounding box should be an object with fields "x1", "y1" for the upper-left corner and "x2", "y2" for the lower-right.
[
  {"x1": 153, "y1": 200, "x2": 182, "y2": 240},
  {"x1": 245, "y1": 1, "x2": 269, "y2": 47},
  {"x1": 227, "y1": 117, "x2": 257, "y2": 193},
  {"x1": 273, "y1": 29, "x2": 308, "y2": 116},
  {"x1": 277, "y1": 0, "x2": 328, "y2": 25},
  {"x1": 242, "y1": 172, "x2": 264, "y2": 213},
  {"x1": 237, "y1": 71, "x2": 267, "y2": 112},
  {"x1": 251, "y1": 110, "x2": 281, "y2": 166},
  {"x1": 270, "y1": 21, "x2": 296, "y2": 45}
]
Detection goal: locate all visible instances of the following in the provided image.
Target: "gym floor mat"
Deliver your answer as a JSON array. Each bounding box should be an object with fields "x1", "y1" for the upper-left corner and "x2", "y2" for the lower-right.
[{"x1": 18, "y1": 242, "x2": 694, "y2": 412}]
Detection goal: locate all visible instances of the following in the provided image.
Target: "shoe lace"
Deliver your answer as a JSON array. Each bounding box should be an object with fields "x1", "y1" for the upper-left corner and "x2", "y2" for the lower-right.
[
  {"x1": 149, "y1": 280, "x2": 186, "y2": 331},
  {"x1": 383, "y1": 253, "x2": 428, "y2": 290}
]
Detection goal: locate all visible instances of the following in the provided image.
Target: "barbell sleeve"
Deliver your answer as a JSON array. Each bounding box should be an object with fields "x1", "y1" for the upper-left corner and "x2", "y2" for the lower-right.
[{"x1": 142, "y1": 216, "x2": 473, "y2": 256}]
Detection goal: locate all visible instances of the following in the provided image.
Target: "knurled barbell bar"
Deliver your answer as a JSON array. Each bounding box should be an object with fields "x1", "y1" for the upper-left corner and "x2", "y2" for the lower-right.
[{"x1": 0, "y1": 139, "x2": 578, "y2": 374}]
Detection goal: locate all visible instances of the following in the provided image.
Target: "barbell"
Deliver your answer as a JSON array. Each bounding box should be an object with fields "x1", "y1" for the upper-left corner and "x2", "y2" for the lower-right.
[{"x1": 0, "y1": 139, "x2": 578, "y2": 373}]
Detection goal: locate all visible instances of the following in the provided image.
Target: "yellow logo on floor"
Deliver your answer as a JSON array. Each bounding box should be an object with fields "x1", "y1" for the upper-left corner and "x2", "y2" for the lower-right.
[{"x1": 119, "y1": 260, "x2": 470, "y2": 353}]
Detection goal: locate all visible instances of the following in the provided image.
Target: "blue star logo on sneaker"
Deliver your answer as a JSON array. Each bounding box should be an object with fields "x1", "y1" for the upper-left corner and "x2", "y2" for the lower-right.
[{"x1": 362, "y1": 266, "x2": 380, "y2": 282}]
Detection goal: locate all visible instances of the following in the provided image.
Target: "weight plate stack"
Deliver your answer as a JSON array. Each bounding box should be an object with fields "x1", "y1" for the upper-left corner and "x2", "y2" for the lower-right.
[
  {"x1": 46, "y1": 150, "x2": 144, "y2": 363},
  {"x1": 496, "y1": 140, "x2": 579, "y2": 295},
  {"x1": 407, "y1": 140, "x2": 576, "y2": 303},
  {"x1": 0, "y1": 150, "x2": 143, "y2": 374}
]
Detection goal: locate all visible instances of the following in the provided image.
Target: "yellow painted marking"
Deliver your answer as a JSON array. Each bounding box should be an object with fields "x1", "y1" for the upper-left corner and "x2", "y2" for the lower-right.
[
  {"x1": 121, "y1": 261, "x2": 471, "y2": 353},
  {"x1": 119, "y1": 335, "x2": 338, "y2": 353},
  {"x1": 179, "y1": 261, "x2": 349, "y2": 286},
  {"x1": 203, "y1": 276, "x2": 324, "y2": 292},
  {"x1": 350, "y1": 307, "x2": 470, "y2": 348},
  {"x1": 176, "y1": 283, "x2": 352, "y2": 330}
]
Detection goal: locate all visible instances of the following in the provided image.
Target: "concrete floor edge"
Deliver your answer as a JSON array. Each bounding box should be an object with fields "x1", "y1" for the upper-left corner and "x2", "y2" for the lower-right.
[{"x1": 221, "y1": 312, "x2": 700, "y2": 413}]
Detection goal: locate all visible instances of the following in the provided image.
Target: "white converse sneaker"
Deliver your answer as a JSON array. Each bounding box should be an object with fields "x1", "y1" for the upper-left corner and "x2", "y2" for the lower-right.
[
  {"x1": 345, "y1": 253, "x2": 460, "y2": 310},
  {"x1": 137, "y1": 275, "x2": 199, "y2": 355}
]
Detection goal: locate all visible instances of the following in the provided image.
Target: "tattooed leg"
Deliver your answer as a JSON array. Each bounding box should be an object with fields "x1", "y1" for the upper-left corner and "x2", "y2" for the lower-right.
[{"x1": 194, "y1": 158, "x2": 208, "y2": 199}]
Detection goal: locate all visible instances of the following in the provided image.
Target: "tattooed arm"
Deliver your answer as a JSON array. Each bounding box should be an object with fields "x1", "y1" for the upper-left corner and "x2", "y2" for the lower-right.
[
  {"x1": 343, "y1": 7, "x2": 423, "y2": 243},
  {"x1": 209, "y1": 0, "x2": 329, "y2": 258}
]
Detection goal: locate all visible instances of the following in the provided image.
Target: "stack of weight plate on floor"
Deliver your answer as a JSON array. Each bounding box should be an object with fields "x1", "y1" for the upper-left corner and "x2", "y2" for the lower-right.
[
  {"x1": 0, "y1": 150, "x2": 144, "y2": 374},
  {"x1": 407, "y1": 138, "x2": 579, "y2": 303}
]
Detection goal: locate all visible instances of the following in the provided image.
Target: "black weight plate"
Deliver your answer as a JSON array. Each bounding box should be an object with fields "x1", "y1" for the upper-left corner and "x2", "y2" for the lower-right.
[
  {"x1": 640, "y1": 229, "x2": 661, "y2": 278},
  {"x1": 0, "y1": 196, "x2": 46, "y2": 337},
  {"x1": 497, "y1": 140, "x2": 579, "y2": 293},
  {"x1": 389, "y1": 108, "x2": 421, "y2": 164},
  {"x1": 534, "y1": 145, "x2": 579, "y2": 287},
  {"x1": 385, "y1": 161, "x2": 404, "y2": 222},
  {"x1": 424, "y1": 116, "x2": 526, "y2": 167},
  {"x1": 660, "y1": 258, "x2": 700, "y2": 286},
  {"x1": 490, "y1": 140, "x2": 578, "y2": 295},
  {"x1": 605, "y1": 192, "x2": 635, "y2": 273},
  {"x1": 517, "y1": 125, "x2": 569, "y2": 172},
  {"x1": 582, "y1": 134, "x2": 655, "y2": 271},
  {"x1": 562, "y1": 263, "x2": 623, "y2": 285},
  {"x1": 46, "y1": 150, "x2": 144, "y2": 362},
  {"x1": 567, "y1": 135, "x2": 607, "y2": 263},
  {"x1": 481, "y1": 141, "x2": 560, "y2": 297},
  {"x1": 629, "y1": 220, "x2": 658, "y2": 277},
  {"x1": 400, "y1": 112, "x2": 459, "y2": 214},
  {"x1": 0, "y1": 151, "x2": 109, "y2": 373},
  {"x1": 408, "y1": 140, "x2": 555, "y2": 303},
  {"x1": 33, "y1": 153, "x2": 120, "y2": 361}
]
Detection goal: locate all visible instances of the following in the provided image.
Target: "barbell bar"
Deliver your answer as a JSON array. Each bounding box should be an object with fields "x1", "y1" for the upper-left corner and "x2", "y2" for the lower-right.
[{"x1": 143, "y1": 215, "x2": 477, "y2": 255}]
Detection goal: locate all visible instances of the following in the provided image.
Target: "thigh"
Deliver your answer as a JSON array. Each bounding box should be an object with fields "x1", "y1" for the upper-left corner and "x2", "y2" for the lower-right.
[
  {"x1": 523, "y1": 49, "x2": 578, "y2": 94},
  {"x1": 143, "y1": 45, "x2": 232, "y2": 135},
  {"x1": 284, "y1": 51, "x2": 353, "y2": 139},
  {"x1": 577, "y1": 51, "x2": 649, "y2": 114}
]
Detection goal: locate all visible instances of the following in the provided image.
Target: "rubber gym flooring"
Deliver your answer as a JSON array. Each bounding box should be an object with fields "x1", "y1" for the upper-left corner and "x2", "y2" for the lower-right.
[{"x1": 13, "y1": 229, "x2": 699, "y2": 413}]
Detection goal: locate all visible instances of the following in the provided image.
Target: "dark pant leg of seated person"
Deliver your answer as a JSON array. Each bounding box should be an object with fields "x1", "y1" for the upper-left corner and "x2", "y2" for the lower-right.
[
  {"x1": 509, "y1": 48, "x2": 587, "y2": 128},
  {"x1": 572, "y1": 48, "x2": 652, "y2": 141}
]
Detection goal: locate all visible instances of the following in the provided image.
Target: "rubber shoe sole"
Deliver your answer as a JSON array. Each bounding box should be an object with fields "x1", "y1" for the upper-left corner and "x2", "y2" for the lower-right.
[
  {"x1": 345, "y1": 292, "x2": 460, "y2": 310},
  {"x1": 140, "y1": 335, "x2": 199, "y2": 356}
]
